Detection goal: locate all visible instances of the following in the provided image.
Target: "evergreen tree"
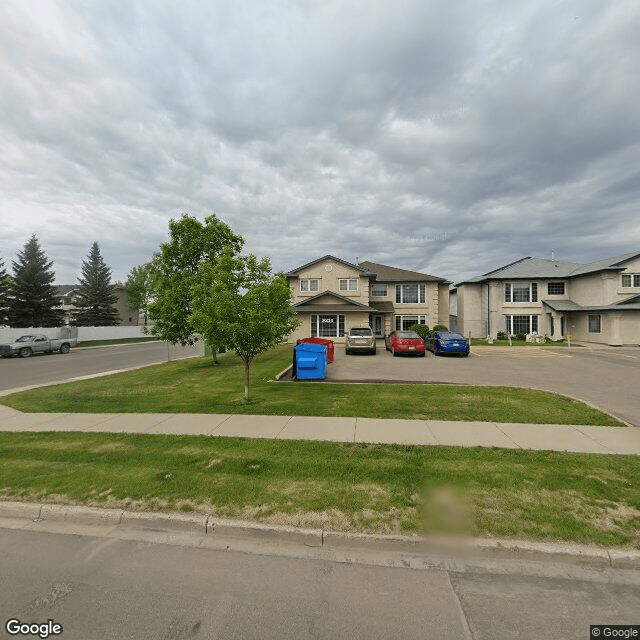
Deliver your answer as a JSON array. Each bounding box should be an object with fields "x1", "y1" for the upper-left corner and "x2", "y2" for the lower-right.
[
  {"x1": 8, "y1": 235, "x2": 64, "y2": 327},
  {"x1": 72, "y1": 242, "x2": 120, "y2": 326},
  {"x1": 0, "y1": 259, "x2": 10, "y2": 325}
]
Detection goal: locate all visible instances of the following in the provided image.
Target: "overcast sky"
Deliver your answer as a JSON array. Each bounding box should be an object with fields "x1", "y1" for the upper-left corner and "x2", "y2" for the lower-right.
[{"x1": 1, "y1": 0, "x2": 639, "y2": 286}]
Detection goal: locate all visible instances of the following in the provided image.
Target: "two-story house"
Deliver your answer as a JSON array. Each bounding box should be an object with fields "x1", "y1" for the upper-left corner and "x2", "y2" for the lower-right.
[
  {"x1": 453, "y1": 252, "x2": 640, "y2": 345},
  {"x1": 55, "y1": 285, "x2": 140, "y2": 326},
  {"x1": 286, "y1": 256, "x2": 450, "y2": 343}
]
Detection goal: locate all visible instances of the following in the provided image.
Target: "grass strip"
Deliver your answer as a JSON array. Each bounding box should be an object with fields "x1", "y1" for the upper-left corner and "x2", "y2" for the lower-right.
[
  {"x1": 76, "y1": 337, "x2": 158, "y2": 347},
  {"x1": 1, "y1": 431, "x2": 638, "y2": 547},
  {"x1": 0, "y1": 345, "x2": 621, "y2": 425}
]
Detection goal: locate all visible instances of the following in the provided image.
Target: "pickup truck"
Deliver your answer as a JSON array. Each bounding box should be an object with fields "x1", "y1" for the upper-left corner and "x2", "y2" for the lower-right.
[{"x1": 0, "y1": 335, "x2": 76, "y2": 358}]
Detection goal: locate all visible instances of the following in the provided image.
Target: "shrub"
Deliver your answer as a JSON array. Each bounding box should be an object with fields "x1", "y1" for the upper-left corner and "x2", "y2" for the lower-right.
[
  {"x1": 497, "y1": 331, "x2": 507, "y2": 340},
  {"x1": 515, "y1": 332, "x2": 526, "y2": 341},
  {"x1": 432, "y1": 324, "x2": 448, "y2": 332},
  {"x1": 409, "y1": 324, "x2": 429, "y2": 339}
]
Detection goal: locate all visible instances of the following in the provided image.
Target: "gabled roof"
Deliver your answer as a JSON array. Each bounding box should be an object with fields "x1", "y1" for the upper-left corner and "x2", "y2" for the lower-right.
[
  {"x1": 542, "y1": 297, "x2": 640, "y2": 312},
  {"x1": 358, "y1": 260, "x2": 449, "y2": 283},
  {"x1": 286, "y1": 255, "x2": 376, "y2": 278},
  {"x1": 293, "y1": 291, "x2": 377, "y2": 313},
  {"x1": 55, "y1": 285, "x2": 79, "y2": 296},
  {"x1": 456, "y1": 251, "x2": 640, "y2": 286}
]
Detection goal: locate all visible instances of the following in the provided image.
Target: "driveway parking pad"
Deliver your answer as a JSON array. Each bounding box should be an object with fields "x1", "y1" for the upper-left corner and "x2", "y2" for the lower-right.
[
  {"x1": 279, "y1": 416, "x2": 355, "y2": 442},
  {"x1": 354, "y1": 418, "x2": 435, "y2": 445},
  {"x1": 495, "y1": 423, "x2": 615, "y2": 453},
  {"x1": 428, "y1": 421, "x2": 520, "y2": 449}
]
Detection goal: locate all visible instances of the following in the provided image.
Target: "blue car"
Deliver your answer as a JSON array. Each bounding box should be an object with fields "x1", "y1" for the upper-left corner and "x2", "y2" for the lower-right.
[{"x1": 427, "y1": 331, "x2": 470, "y2": 357}]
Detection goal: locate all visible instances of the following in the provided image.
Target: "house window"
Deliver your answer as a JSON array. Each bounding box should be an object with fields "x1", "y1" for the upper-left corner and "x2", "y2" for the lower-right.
[
  {"x1": 395, "y1": 315, "x2": 427, "y2": 331},
  {"x1": 504, "y1": 315, "x2": 539, "y2": 335},
  {"x1": 395, "y1": 283, "x2": 426, "y2": 304},
  {"x1": 547, "y1": 282, "x2": 565, "y2": 295},
  {"x1": 310, "y1": 314, "x2": 345, "y2": 338},
  {"x1": 339, "y1": 278, "x2": 358, "y2": 292},
  {"x1": 588, "y1": 314, "x2": 601, "y2": 333},
  {"x1": 300, "y1": 279, "x2": 319, "y2": 292},
  {"x1": 371, "y1": 283, "x2": 388, "y2": 297},
  {"x1": 505, "y1": 282, "x2": 537, "y2": 302},
  {"x1": 621, "y1": 274, "x2": 640, "y2": 287}
]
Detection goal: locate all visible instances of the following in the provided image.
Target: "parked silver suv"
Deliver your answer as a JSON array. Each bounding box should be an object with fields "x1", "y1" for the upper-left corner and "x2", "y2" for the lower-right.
[{"x1": 345, "y1": 327, "x2": 376, "y2": 355}]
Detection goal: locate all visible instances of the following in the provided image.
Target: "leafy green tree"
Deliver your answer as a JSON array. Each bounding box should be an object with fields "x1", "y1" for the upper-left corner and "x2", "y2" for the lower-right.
[
  {"x1": 72, "y1": 242, "x2": 120, "y2": 326},
  {"x1": 190, "y1": 249, "x2": 299, "y2": 401},
  {"x1": 125, "y1": 259, "x2": 159, "y2": 325},
  {"x1": 148, "y1": 214, "x2": 243, "y2": 347},
  {"x1": 8, "y1": 235, "x2": 64, "y2": 327}
]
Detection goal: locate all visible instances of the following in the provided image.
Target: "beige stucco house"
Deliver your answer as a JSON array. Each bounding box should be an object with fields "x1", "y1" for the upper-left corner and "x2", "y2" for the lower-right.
[
  {"x1": 452, "y1": 252, "x2": 640, "y2": 345},
  {"x1": 55, "y1": 285, "x2": 140, "y2": 326},
  {"x1": 286, "y1": 256, "x2": 450, "y2": 343}
]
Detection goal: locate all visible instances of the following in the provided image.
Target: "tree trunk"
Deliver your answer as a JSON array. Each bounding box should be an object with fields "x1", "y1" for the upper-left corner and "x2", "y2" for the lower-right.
[
  {"x1": 244, "y1": 359, "x2": 250, "y2": 401},
  {"x1": 211, "y1": 349, "x2": 219, "y2": 365}
]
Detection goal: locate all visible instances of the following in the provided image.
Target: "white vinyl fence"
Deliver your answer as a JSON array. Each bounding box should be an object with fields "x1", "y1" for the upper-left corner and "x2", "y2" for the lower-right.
[{"x1": 0, "y1": 326, "x2": 149, "y2": 343}]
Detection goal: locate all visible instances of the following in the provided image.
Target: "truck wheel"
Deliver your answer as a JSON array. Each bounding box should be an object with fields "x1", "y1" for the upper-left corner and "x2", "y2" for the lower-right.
[
  {"x1": 19, "y1": 347, "x2": 32, "y2": 358},
  {"x1": 59, "y1": 343, "x2": 71, "y2": 354}
]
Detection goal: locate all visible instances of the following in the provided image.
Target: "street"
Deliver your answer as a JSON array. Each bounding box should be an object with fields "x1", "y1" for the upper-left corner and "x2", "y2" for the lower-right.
[
  {"x1": 0, "y1": 520, "x2": 638, "y2": 640},
  {"x1": 0, "y1": 341, "x2": 203, "y2": 394}
]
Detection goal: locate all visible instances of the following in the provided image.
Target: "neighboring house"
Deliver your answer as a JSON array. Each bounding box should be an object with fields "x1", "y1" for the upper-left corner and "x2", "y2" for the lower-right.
[
  {"x1": 55, "y1": 285, "x2": 140, "y2": 326},
  {"x1": 286, "y1": 255, "x2": 450, "y2": 343},
  {"x1": 453, "y1": 252, "x2": 640, "y2": 345}
]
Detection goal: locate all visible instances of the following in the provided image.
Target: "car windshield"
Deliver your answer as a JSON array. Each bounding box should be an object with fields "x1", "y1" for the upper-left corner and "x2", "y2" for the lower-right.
[
  {"x1": 349, "y1": 329, "x2": 372, "y2": 336},
  {"x1": 439, "y1": 332, "x2": 464, "y2": 340},
  {"x1": 16, "y1": 336, "x2": 36, "y2": 342},
  {"x1": 397, "y1": 331, "x2": 420, "y2": 339}
]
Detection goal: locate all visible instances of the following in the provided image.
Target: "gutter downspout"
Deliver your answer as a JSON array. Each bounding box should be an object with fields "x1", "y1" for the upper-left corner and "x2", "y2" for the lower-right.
[{"x1": 487, "y1": 282, "x2": 491, "y2": 339}]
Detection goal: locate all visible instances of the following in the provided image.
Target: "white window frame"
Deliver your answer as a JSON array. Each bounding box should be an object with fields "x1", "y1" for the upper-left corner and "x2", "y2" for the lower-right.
[
  {"x1": 588, "y1": 314, "x2": 601, "y2": 333},
  {"x1": 504, "y1": 315, "x2": 539, "y2": 335},
  {"x1": 339, "y1": 278, "x2": 358, "y2": 292},
  {"x1": 395, "y1": 315, "x2": 427, "y2": 331},
  {"x1": 371, "y1": 283, "x2": 388, "y2": 297},
  {"x1": 300, "y1": 279, "x2": 319, "y2": 292},
  {"x1": 621, "y1": 274, "x2": 640, "y2": 288},
  {"x1": 310, "y1": 314, "x2": 345, "y2": 338},
  {"x1": 547, "y1": 282, "x2": 565, "y2": 295},
  {"x1": 395, "y1": 283, "x2": 426, "y2": 304},
  {"x1": 504, "y1": 282, "x2": 538, "y2": 303}
]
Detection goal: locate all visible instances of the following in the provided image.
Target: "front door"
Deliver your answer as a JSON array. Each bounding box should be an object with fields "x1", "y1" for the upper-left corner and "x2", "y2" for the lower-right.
[{"x1": 372, "y1": 315, "x2": 383, "y2": 337}]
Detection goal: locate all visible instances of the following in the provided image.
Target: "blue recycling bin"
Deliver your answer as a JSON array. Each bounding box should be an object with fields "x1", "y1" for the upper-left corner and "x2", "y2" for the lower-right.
[{"x1": 294, "y1": 343, "x2": 328, "y2": 380}]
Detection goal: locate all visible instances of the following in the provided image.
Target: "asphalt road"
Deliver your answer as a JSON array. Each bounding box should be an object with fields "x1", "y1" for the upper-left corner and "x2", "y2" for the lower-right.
[
  {"x1": 330, "y1": 344, "x2": 640, "y2": 427},
  {"x1": 1, "y1": 524, "x2": 638, "y2": 640},
  {"x1": 0, "y1": 341, "x2": 203, "y2": 393}
]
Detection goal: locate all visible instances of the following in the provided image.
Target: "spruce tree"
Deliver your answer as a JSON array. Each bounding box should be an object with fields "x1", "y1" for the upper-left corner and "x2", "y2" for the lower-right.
[
  {"x1": 0, "y1": 259, "x2": 10, "y2": 325},
  {"x1": 8, "y1": 236, "x2": 64, "y2": 327},
  {"x1": 72, "y1": 242, "x2": 120, "y2": 326}
]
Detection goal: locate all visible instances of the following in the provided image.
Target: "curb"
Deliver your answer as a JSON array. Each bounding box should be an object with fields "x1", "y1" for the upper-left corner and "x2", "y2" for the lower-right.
[{"x1": 1, "y1": 500, "x2": 638, "y2": 569}]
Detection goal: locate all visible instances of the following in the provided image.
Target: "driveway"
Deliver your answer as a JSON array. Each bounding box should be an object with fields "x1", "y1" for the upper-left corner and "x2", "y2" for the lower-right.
[{"x1": 328, "y1": 342, "x2": 640, "y2": 427}]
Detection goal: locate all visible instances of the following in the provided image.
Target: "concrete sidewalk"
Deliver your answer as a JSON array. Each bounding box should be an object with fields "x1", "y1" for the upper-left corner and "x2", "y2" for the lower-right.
[{"x1": 1, "y1": 403, "x2": 639, "y2": 454}]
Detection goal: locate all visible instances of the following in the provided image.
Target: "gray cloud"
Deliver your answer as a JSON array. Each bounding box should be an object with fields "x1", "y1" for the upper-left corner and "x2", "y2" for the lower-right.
[{"x1": 1, "y1": 0, "x2": 639, "y2": 288}]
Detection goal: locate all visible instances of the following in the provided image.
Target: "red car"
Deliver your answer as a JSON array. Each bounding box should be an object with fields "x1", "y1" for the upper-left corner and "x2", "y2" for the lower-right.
[{"x1": 384, "y1": 330, "x2": 426, "y2": 357}]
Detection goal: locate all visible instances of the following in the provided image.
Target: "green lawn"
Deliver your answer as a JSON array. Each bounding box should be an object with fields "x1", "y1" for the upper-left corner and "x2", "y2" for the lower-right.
[
  {"x1": 1, "y1": 431, "x2": 639, "y2": 547},
  {"x1": 0, "y1": 345, "x2": 621, "y2": 425}
]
